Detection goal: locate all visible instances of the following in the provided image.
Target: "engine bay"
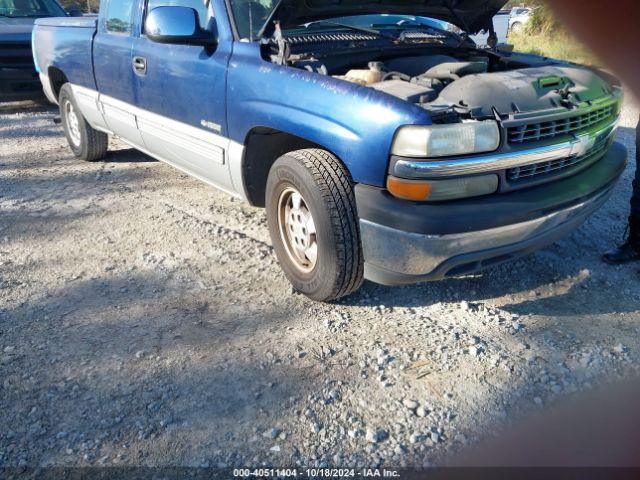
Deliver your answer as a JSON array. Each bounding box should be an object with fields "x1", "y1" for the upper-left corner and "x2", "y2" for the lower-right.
[
  {"x1": 332, "y1": 56, "x2": 492, "y2": 119},
  {"x1": 266, "y1": 34, "x2": 617, "y2": 124}
]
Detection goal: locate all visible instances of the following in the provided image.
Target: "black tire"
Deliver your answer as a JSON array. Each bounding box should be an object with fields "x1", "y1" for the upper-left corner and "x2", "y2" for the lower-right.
[
  {"x1": 510, "y1": 22, "x2": 523, "y2": 33},
  {"x1": 266, "y1": 148, "x2": 364, "y2": 302},
  {"x1": 59, "y1": 83, "x2": 108, "y2": 161}
]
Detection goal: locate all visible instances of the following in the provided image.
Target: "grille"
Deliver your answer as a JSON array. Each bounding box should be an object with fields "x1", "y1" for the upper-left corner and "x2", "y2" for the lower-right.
[
  {"x1": 0, "y1": 42, "x2": 34, "y2": 70},
  {"x1": 285, "y1": 32, "x2": 378, "y2": 44},
  {"x1": 507, "y1": 104, "x2": 615, "y2": 144},
  {"x1": 507, "y1": 129, "x2": 613, "y2": 182}
]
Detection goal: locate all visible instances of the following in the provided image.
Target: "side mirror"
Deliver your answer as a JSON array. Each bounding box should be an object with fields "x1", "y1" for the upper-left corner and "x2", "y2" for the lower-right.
[{"x1": 145, "y1": 6, "x2": 217, "y2": 47}]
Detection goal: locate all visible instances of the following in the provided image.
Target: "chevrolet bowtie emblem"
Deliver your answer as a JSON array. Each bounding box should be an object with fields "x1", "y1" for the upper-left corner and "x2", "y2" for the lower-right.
[{"x1": 569, "y1": 133, "x2": 596, "y2": 157}]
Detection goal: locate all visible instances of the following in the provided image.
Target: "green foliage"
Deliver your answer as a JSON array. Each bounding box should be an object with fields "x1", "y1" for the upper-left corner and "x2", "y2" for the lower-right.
[
  {"x1": 525, "y1": 3, "x2": 562, "y2": 35},
  {"x1": 58, "y1": 0, "x2": 99, "y2": 13},
  {"x1": 503, "y1": 0, "x2": 538, "y2": 9},
  {"x1": 506, "y1": 1, "x2": 601, "y2": 67},
  {"x1": 509, "y1": 30, "x2": 601, "y2": 67}
]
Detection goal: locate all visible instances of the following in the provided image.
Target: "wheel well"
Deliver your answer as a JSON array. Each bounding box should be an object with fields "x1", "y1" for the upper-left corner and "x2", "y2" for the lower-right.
[
  {"x1": 47, "y1": 67, "x2": 68, "y2": 101},
  {"x1": 242, "y1": 127, "x2": 325, "y2": 207}
]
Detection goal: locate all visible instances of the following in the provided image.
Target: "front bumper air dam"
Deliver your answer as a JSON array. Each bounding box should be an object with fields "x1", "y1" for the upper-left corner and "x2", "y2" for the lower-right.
[{"x1": 357, "y1": 142, "x2": 627, "y2": 285}]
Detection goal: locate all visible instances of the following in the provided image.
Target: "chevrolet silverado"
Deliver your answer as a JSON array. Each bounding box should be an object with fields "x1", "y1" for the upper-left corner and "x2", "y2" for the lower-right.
[{"x1": 32, "y1": 0, "x2": 627, "y2": 301}]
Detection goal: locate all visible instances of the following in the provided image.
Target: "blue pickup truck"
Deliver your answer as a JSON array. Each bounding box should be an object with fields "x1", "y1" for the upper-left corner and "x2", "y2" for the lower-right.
[{"x1": 32, "y1": 0, "x2": 626, "y2": 301}]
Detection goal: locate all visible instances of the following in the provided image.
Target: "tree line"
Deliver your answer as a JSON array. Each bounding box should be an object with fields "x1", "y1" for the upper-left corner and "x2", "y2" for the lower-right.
[{"x1": 58, "y1": 0, "x2": 99, "y2": 13}]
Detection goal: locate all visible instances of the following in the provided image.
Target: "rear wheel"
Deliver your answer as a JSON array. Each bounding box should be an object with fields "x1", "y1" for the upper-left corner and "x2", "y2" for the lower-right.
[
  {"x1": 510, "y1": 21, "x2": 523, "y2": 33},
  {"x1": 59, "y1": 83, "x2": 108, "y2": 161},
  {"x1": 266, "y1": 149, "x2": 364, "y2": 302}
]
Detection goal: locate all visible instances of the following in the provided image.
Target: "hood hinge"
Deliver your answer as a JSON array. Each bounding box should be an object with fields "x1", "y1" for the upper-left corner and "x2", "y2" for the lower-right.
[{"x1": 273, "y1": 21, "x2": 290, "y2": 66}]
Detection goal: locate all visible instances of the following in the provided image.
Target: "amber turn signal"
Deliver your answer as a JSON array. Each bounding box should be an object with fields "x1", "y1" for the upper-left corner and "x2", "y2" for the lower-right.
[
  {"x1": 386, "y1": 176, "x2": 432, "y2": 201},
  {"x1": 387, "y1": 174, "x2": 499, "y2": 202}
]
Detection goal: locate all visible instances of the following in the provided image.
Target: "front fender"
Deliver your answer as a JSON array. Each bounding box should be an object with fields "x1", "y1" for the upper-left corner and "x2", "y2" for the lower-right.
[{"x1": 226, "y1": 43, "x2": 433, "y2": 187}]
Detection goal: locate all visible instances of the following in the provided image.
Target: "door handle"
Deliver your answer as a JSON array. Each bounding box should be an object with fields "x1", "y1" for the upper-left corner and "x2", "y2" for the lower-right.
[{"x1": 132, "y1": 56, "x2": 147, "y2": 75}]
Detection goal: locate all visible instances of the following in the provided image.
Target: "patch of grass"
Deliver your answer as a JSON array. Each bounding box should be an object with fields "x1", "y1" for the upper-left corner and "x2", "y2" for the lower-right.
[{"x1": 509, "y1": 31, "x2": 602, "y2": 67}]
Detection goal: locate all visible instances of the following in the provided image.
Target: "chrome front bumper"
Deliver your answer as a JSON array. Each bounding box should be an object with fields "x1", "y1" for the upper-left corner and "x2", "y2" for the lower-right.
[
  {"x1": 392, "y1": 120, "x2": 618, "y2": 179},
  {"x1": 361, "y1": 185, "x2": 614, "y2": 285}
]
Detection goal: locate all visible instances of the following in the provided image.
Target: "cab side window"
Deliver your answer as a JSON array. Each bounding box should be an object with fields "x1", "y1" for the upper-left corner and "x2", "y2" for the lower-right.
[
  {"x1": 145, "y1": 0, "x2": 211, "y2": 30},
  {"x1": 105, "y1": 0, "x2": 135, "y2": 33}
]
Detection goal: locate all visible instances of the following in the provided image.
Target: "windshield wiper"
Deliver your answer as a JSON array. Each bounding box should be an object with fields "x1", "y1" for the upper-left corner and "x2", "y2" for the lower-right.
[
  {"x1": 392, "y1": 21, "x2": 457, "y2": 37},
  {"x1": 303, "y1": 20, "x2": 401, "y2": 43}
]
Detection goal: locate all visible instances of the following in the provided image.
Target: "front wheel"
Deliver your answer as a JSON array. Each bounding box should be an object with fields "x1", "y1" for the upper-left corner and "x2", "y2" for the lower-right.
[
  {"x1": 59, "y1": 83, "x2": 108, "y2": 161},
  {"x1": 266, "y1": 149, "x2": 364, "y2": 302}
]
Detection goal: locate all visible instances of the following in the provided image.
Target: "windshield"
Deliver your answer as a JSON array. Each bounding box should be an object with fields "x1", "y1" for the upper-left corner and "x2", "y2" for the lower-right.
[
  {"x1": 0, "y1": 0, "x2": 66, "y2": 17},
  {"x1": 314, "y1": 14, "x2": 453, "y2": 32},
  {"x1": 229, "y1": 0, "x2": 277, "y2": 40},
  {"x1": 228, "y1": 2, "x2": 460, "y2": 41},
  {"x1": 301, "y1": 14, "x2": 460, "y2": 38}
]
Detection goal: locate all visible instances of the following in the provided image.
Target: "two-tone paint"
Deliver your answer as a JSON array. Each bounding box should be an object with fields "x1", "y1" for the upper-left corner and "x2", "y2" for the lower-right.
[{"x1": 31, "y1": 0, "x2": 628, "y2": 285}]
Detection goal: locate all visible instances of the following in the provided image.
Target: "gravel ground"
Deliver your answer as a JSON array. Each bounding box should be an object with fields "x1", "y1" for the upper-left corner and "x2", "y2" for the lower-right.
[{"x1": 1, "y1": 96, "x2": 639, "y2": 469}]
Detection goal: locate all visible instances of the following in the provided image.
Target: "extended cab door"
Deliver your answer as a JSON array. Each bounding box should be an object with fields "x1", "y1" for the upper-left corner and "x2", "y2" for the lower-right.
[
  {"x1": 93, "y1": 0, "x2": 145, "y2": 148},
  {"x1": 130, "y1": 0, "x2": 234, "y2": 192}
]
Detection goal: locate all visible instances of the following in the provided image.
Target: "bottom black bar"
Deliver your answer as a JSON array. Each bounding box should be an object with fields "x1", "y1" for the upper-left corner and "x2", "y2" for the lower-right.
[{"x1": 2, "y1": 467, "x2": 640, "y2": 480}]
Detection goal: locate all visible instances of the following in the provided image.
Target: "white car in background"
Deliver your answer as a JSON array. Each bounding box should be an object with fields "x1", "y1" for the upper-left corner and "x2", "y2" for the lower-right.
[{"x1": 509, "y1": 6, "x2": 532, "y2": 33}]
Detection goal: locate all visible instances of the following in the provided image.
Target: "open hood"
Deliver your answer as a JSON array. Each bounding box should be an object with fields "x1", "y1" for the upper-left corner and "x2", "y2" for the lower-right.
[{"x1": 265, "y1": 0, "x2": 507, "y2": 36}]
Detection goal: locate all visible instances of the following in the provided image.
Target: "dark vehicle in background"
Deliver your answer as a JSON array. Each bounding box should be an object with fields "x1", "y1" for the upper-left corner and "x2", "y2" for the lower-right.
[{"x1": 0, "y1": 0, "x2": 76, "y2": 102}]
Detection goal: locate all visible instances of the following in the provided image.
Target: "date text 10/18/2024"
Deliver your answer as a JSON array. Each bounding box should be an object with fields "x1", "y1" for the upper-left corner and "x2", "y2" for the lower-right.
[{"x1": 233, "y1": 468, "x2": 402, "y2": 477}]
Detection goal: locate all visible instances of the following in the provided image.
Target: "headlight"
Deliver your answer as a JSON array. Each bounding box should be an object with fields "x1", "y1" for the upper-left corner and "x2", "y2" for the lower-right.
[{"x1": 391, "y1": 121, "x2": 500, "y2": 158}]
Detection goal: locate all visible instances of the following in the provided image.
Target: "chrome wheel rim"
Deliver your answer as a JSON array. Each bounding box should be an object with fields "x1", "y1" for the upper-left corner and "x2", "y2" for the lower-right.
[
  {"x1": 64, "y1": 100, "x2": 81, "y2": 147},
  {"x1": 277, "y1": 187, "x2": 318, "y2": 273}
]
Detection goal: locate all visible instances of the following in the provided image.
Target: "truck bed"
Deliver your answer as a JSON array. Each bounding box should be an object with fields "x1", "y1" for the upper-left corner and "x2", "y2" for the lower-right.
[
  {"x1": 33, "y1": 17, "x2": 98, "y2": 93},
  {"x1": 34, "y1": 17, "x2": 98, "y2": 29}
]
